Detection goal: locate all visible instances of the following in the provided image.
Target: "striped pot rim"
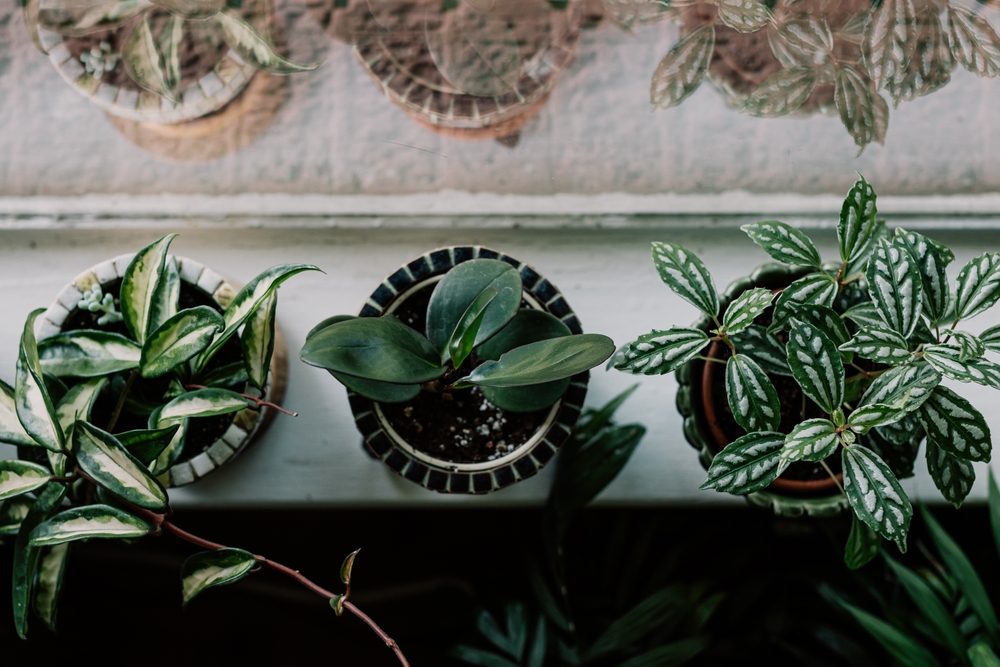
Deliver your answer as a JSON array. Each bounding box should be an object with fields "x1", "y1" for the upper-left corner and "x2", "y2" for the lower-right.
[
  {"x1": 347, "y1": 246, "x2": 589, "y2": 494},
  {"x1": 32, "y1": 253, "x2": 286, "y2": 488}
]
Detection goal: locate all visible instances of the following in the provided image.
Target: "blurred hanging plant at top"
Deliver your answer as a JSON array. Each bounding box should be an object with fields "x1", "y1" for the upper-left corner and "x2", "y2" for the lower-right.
[
  {"x1": 22, "y1": 0, "x2": 318, "y2": 103},
  {"x1": 626, "y1": 0, "x2": 1000, "y2": 155}
]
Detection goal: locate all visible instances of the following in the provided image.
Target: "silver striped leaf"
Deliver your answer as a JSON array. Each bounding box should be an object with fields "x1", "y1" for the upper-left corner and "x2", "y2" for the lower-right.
[
  {"x1": 950, "y1": 331, "x2": 985, "y2": 361},
  {"x1": 867, "y1": 425, "x2": 921, "y2": 479},
  {"x1": 73, "y1": 421, "x2": 168, "y2": 511},
  {"x1": 780, "y1": 419, "x2": 838, "y2": 464},
  {"x1": 981, "y1": 323, "x2": 1000, "y2": 353},
  {"x1": 894, "y1": 229, "x2": 953, "y2": 323},
  {"x1": 15, "y1": 309, "x2": 64, "y2": 453},
  {"x1": 955, "y1": 253, "x2": 1000, "y2": 321},
  {"x1": 742, "y1": 67, "x2": 817, "y2": 118},
  {"x1": 840, "y1": 326, "x2": 912, "y2": 365},
  {"x1": 722, "y1": 288, "x2": 774, "y2": 335},
  {"x1": 926, "y1": 440, "x2": 975, "y2": 509},
  {"x1": 181, "y1": 548, "x2": 256, "y2": 605},
  {"x1": 866, "y1": 238, "x2": 923, "y2": 338},
  {"x1": 787, "y1": 319, "x2": 845, "y2": 414},
  {"x1": 700, "y1": 431, "x2": 786, "y2": 495},
  {"x1": 650, "y1": 243, "x2": 719, "y2": 318},
  {"x1": 141, "y1": 306, "x2": 225, "y2": 379},
  {"x1": 842, "y1": 219, "x2": 890, "y2": 281},
  {"x1": 847, "y1": 403, "x2": 906, "y2": 434},
  {"x1": 835, "y1": 66, "x2": 881, "y2": 153},
  {"x1": 793, "y1": 303, "x2": 852, "y2": 362},
  {"x1": 240, "y1": 290, "x2": 277, "y2": 390},
  {"x1": 649, "y1": 25, "x2": 714, "y2": 110},
  {"x1": 858, "y1": 363, "x2": 940, "y2": 414},
  {"x1": 32, "y1": 542, "x2": 69, "y2": 631},
  {"x1": 38, "y1": 331, "x2": 141, "y2": 378},
  {"x1": 0, "y1": 379, "x2": 34, "y2": 448},
  {"x1": 842, "y1": 301, "x2": 887, "y2": 329},
  {"x1": 120, "y1": 234, "x2": 176, "y2": 344},
  {"x1": 769, "y1": 17, "x2": 834, "y2": 69},
  {"x1": 741, "y1": 220, "x2": 822, "y2": 268},
  {"x1": 615, "y1": 327, "x2": 708, "y2": 375},
  {"x1": 28, "y1": 505, "x2": 151, "y2": 547},
  {"x1": 842, "y1": 445, "x2": 912, "y2": 548},
  {"x1": 717, "y1": 0, "x2": 770, "y2": 33},
  {"x1": 949, "y1": 6, "x2": 1000, "y2": 78},
  {"x1": 729, "y1": 324, "x2": 791, "y2": 376},
  {"x1": 768, "y1": 272, "x2": 839, "y2": 333},
  {"x1": 725, "y1": 354, "x2": 781, "y2": 433},
  {"x1": 862, "y1": 0, "x2": 916, "y2": 91},
  {"x1": 874, "y1": 413, "x2": 923, "y2": 448},
  {"x1": 0, "y1": 461, "x2": 50, "y2": 502},
  {"x1": 838, "y1": 174, "x2": 878, "y2": 264},
  {"x1": 918, "y1": 385, "x2": 991, "y2": 463},
  {"x1": 923, "y1": 344, "x2": 1000, "y2": 389},
  {"x1": 215, "y1": 10, "x2": 320, "y2": 75}
]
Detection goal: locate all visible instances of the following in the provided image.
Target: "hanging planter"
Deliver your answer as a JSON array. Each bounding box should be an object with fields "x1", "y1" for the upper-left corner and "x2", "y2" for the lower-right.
[{"x1": 301, "y1": 246, "x2": 614, "y2": 493}]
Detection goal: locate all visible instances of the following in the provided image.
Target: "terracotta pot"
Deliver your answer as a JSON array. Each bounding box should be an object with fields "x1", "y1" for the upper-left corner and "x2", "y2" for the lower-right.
[{"x1": 346, "y1": 246, "x2": 589, "y2": 494}]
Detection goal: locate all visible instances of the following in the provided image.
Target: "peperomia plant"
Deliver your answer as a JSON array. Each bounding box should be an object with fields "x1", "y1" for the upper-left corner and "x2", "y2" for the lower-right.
[
  {"x1": 615, "y1": 174, "x2": 1000, "y2": 566},
  {"x1": 301, "y1": 258, "x2": 616, "y2": 413}
]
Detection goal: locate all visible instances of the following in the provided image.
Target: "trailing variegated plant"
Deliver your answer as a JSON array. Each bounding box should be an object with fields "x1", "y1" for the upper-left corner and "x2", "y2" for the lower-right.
[
  {"x1": 301, "y1": 258, "x2": 616, "y2": 413},
  {"x1": 615, "y1": 174, "x2": 1000, "y2": 567}
]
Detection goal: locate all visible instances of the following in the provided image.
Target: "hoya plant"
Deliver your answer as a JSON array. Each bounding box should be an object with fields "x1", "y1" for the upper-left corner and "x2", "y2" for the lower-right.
[
  {"x1": 300, "y1": 258, "x2": 615, "y2": 413},
  {"x1": 616, "y1": 174, "x2": 1000, "y2": 566}
]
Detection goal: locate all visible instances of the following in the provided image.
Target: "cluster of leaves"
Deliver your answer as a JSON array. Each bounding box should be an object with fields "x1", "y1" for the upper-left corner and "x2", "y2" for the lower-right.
[
  {"x1": 616, "y1": 173, "x2": 1000, "y2": 565},
  {"x1": 301, "y1": 258, "x2": 615, "y2": 413},
  {"x1": 0, "y1": 233, "x2": 317, "y2": 636},
  {"x1": 827, "y1": 474, "x2": 1000, "y2": 667},
  {"x1": 24, "y1": 0, "x2": 317, "y2": 103}
]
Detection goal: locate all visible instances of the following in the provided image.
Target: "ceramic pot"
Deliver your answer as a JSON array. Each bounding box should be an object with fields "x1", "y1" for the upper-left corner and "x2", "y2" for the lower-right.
[
  {"x1": 31, "y1": 253, "x2": 287, "y2": 488},
  {"x1": 347, "y1": 246, "x2": 589, "y2": 494}
]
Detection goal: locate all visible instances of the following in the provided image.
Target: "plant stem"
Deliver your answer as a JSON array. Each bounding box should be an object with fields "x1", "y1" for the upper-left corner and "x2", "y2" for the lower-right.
[
  {"x1": 184, "y1": 384, "x2": 298, "y2": 417},
  {"x1": 107, "y1": 368, "x2": 138, "y2": 432},
  {"x1": 696, "y1": 355, "x2": 726, "y2": 364},
  {"x1": 820, "y1": 460, "x2": 846, "y2": 496}
]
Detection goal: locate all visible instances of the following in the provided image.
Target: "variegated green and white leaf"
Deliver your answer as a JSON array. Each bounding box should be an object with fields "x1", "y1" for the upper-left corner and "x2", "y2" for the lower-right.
[
  {"x1": 650, "y1": 25, "x2": 714, "y2": 110},
  {"x1": 926, "y1": 440, "x2": 975, "y2": 508},
  {"x1": 951, "y1": 331, "x2": 985, "y2": 361},
  {"x1": 181, "y1": 548, "x2": 256, "y2": 605},
  {"x1": 858, "y1": 363, "x2": 940, "y2": 414},
  {"x1": 0, "y1": 497, "x2": 32, "y2": 536},
  {"x1": 29, "y1": 505, "x2": 150, "y2": 547},
  {"x1": 37, "y1": 330, "x2": 140, "y2": 378},
  {"x1": 842, "y1": 301, "x2": 886, "y2": 329},
  {"x1": 722, "y1": 288, "x2": 774, "y2": 335},
  {"x1": 614, "y1": 328, "x2": 708, "y2": 375},
  {"x1": 742, "y1": 67, "x2": 817, "y2": 118},
  {"x1": 73, "y1": 421, "x2": 168, "y2": 510},
  {"x1": 0, "y1": 379, "x2": 35, "y2": 447},
  {"x1": 843, "y1": 445, "x2": 912, "y2": 547},
  {"x1": 153, "y1": 388, "x2": 249, "y2": 424},
  {"x1": 726, "y1": 354, "x2": 780, "y2": 432},
  {"x1": 158, "y1": 14, "x2": 182, "y2": 95},
  {"x1": 122, "y1": 15, "x2": 176, "y2": 101},
  {"x1": 781, "y1": 419, "x2": 839, "y2": 464},
  {"x1": 862, "y1": 0, "x2": 915, "y2": 91},
  {"x1": 874, "y1": 414, "x2": 924, "y2": 450},
  {"x1": 240, "y1": 290, "x2": 277, "y2": 391},
  {"x1": 949, "y1": 6, "x2": 1000, "y2": 78},
  {"x1": 981, "y1": 323, "x2": 1000, "y2": 353},
  {"x1": 835, "y1": 66, "x2": 881, "y2": 153},
  {"x1": 867, "y1": 424, "x2": 921, "y2": 479},
  {"x1": 848, "y1": 403, "x2": 906, "y2": 434},
  {"x1": 55, "y1": 377, "x2": 107, "y2": 439},
  {"x1": 769, "y1": 17, "x2": 834, "y2": 69},
  {"x1": 16, "y1": 309, "x2": 64, "y2": 452},
  {"x1": 650, "y1": 242, "x2": 719, "y2": 317},
  {"x1": 793, "y1": 304, "x2": 852, "y2": 362},
  {"x1": 12, "y1": 483, "x2": 65, "y2": 638},
  {"x1": 741, "y1": 220, "x2": 822, "y2": 268},
  {"x1": 32, "y1": 542, "x2": 69, "y2": 631},
  {"x1": 141, "y1": 306, "x2": 224, "y2": 378},
  {"x1": 867, "y1": 238, "x2": 923, "y2": 337},
  {"x1": 840, "y1": 326, "x2": 912, "y2": 365},
  {"x1": 700, "y1": 431, "x2": 786, "y2": 495},
  {"x1": 769, "y1": 272, "x2": 839, "y2": 333},
  {"x1": 844, "y1": 219, "x2": 890, "y2": 282},
  {"x1": 120, "y1": 234, "x2": 176, "y2": 344},
  {"x1": 717, "y1": 0, "x2": 770, "y2": 34},
  {"x1": 787, "y1": 319, "x2": 845, "y2": 414},
  {"x1": 117, "y1": 425, "x2": 181, "y2": 467},
  {"x1": 152, "y1": 0, "x2": 224, "y2": 19},
  {"x1": 839, "y1": 174, "x2": 878, "y2": 264},
  {"x1": 37, "y1": 0, "x2": 152, "y2": 36},
  {"x1": 924, "y1": 344, "x2": 1000, "y2": 389},
  {"x1": 0, "y1": 461, "x2": 51, "y2": 502},
  {"x1": 149, "y1": 420, "x2": 187, "y2": 476},
  {"x1": 149, "y1": 255, "x2": 180, "y2": 333},
  {"x1": 955, "y1": 253, "x2": 1000, "y2": 321},
  {"x1": 215, "y1": 10, "x2": 319, "y2": 74},
  {"x1": 894, "y1": 229, "x2": 953, "y2": 323},
  {"x1": 729, "y1": 324, "x2": 791, "y2": 376},
  {"x1": 918, "y1": 385, "x2": 991, "y2": 463}
]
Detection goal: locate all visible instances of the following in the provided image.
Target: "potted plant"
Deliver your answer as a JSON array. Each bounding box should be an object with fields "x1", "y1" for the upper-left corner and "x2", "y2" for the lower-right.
[
  {"x1": 616, "y1": 174, "x2": 1000, "y2": 564},
  {"x1": 300, "y1": 247, "x2": 615, "y2": 493}
]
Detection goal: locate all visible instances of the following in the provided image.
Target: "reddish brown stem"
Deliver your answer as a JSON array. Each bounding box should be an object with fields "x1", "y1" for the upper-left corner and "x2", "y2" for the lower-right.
[
  {"x1": 185, "y1": 384, "x2": 298, "y2": 417},
  {"x1": 345, "y1": 601, "x2": 411, "y2": 667}
]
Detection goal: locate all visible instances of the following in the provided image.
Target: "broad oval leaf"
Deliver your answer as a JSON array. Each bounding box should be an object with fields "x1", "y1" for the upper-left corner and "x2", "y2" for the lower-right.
[
  {"x1": 787, "y1": 319, "x2": 845, "y2": 414},
  {"x1": 842, "y1": 301, "x2": 887, "y2": 329},
  {"x1": 614, "y1": 327, "x2": 708, "y2": 375},
  {"x1": 729, "y1": 325, "x2": 791, "y2": 376},
  {"x1": 141, "y1": 306, "x2": 224, "y2": 379},
  {"x1": 918, "y1": 385, "x2": 991, "y2": 463},
  {"x1": 29, "y1": 505, "x2": 150, "y2": 547},
  {"x1": 240, "y1": 290, "x2": 277, "y2": 391},
  {"x1": 858, "y1": 363, "x2": 940, "y2": 413},
  {"x1": 769, "y1": 18, "x2": 834, "y2": 68},
  {"x1": 726, "y1": 354, "x2": 780, "y2": 433},
  {"x1": 181, "y1": 548, "x2": 256, "y2": 605},
  {"x1": 867, "y1": 237, "x2": 923, "y2": 337},
  {"x1": 448, "y1": 286, "x2": 498, "y2": 368},
  {"x1": 836, "y1": 66, "x2": 881, "y2": 154},
  {"x1": 839, "y1": 174, "x2": 878, "y2": 264},
  {"x1": 700, "y1": 431, "x2": 786, "y2": 495},
  {"x1": 862, "y1": 0, "x2": 915, "y2": 91},
  {"x1": 650, "y1": 25, "x2": 714, "y2": 109},
  {"x1": 38, "y1": 330, "x2": 141, "y2": 378},
  {"x1": 200, "y1": 361, "x2": 250, "y2": 389},
  {"x1": 0, "y1": 379, "x2": 35, "y2": 447},
  {"x1": 73, "y1": 421, "x2": 168, "y2": 510},
  {"x1": 768, "y1": 272, "x2": 838, "y2": 333},
  {"x1": 33, "y1": 542, "x2": 69, "y2": 632},
  {"x1": 464, "y1": 334, "x2": 614, "y2": 388},
  {"x1": 120, "y1": 234, "x2": 176, "y2": 344},
  {"x1": 981, "y1": 323, "x2": 1000, "y2": 353},
  {"x1": 926, "y1": 440, "x2": 975, "y2": 508},
  {"x1": 848, "y1": 403, "x2": 906, "y2": 434},
  {"x1": 955, "y1": 253, "x2": 1000, "y2": 322},
  {"x1": 842, "y1": 445, "x2": 912, "y2": 547},
  {"x1": 781, "y1": 418, "x2": 839, "y2": 464},
  {"x1": 0, "y1": 460, "x2": 51, "y2": 502},
  {"x1": 741, "y1": 220, "x2": 822, "y2": 268},
  {"x1": 482, "y1": 380, "x2": 570, "y2": 413},
  {"x1": 951, "y1": 331, "x2": 985, "y2": 362},
  {"x1": 16, "y1": 309, "x2": 64, "y2": 452},
  {"x1": 216, "y1": 9, "x2": 320, "y2": 74},
  {"x1": 651, "y1": 242, "x2": 718, "y2": 317},
  {"x1": 331, "y1": 371, "x2": 421, "y2": 404},
  {"x1": 300, "y1": 317, "x2": 444, "y2": 384},
  {"x1": 742, "y1": 67, "x2": 817, "y2": 118},
  {"x1": 425, "y1": 6, "x2": 519, "y2": 96},
  {"x1": 840, "y1": 326, "x2": 912, "y2": 365},
  {"x1": 894, "y1": 229, "x2": 952, "y2": 324},
  {"x1": 793, "y1": 303, "x2": 851, "y2": 357},
  {"x1": 949, "y1": 6, "x2": 1000, "y2": 78},
  {"x1": 722, "y1": 288, "x2": 774, "y2": 335},
  {"x1": 845, "y1": 513, "x2": 881, "y2": 570},
  {"x1": 117, "y1": 425, "x2": 181, "y2": 467},
  {"x1": 924, "y1": 344, "x2": 1000, "y2": 389},
  {"x1": 717, "y1": 0, "x2": 769, "y2": 33},
  {"x1": 154, "y1": 388, "x2": 250, "y2": 424},
  {"x1": 122, "y1": 14, "x2": 176, "y2": 100},
  {"x1": 151, "y1": 0, "x2": 223, "y2": 19},
  {"x1": 12, "y1": 482, "x2": 66, "y2": 639}
]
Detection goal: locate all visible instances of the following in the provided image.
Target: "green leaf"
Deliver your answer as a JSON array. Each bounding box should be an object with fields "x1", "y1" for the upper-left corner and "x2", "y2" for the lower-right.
[
  {"x1": 924, "y1": 344, "x2": 1000, "y2": 389},
  {"x1": 918, "y1": 385, "x2": 991, "y2": 463},
  {"x1": 729, "y1": 325, "x2": 791, "y2": 376},
  {"x1": 117, "y1": 425, "x2": 181, "y2": 466},
  {"x1": 952, "y1": 331, "x2": 986, "y2": 362},
  {"x1": 73, "y1": 421, "x2": 168, "y2": 511},
  {"x1": 37, "y1": 330, "x2": 141, "y2": 378},
  {"x1": 32, "y1": 542, "x2": 69, "y2": 631},
  {"x1": 726, "y1": 354, "x2": 780, "y2": 432},
  {"x1": 340, "y1": 548, "x2": 359, "y2": 585},
  {"x1": 159, "y1": 14, "x2": 182, "y2": 94},
  {"x1": 527, "y1": 616, "x2": 546, "y2": 667},
  {"x1": 991, "y1": 472, "x2": 1000, "y2": 558},
  {"x1": 450, "y1": 646, "x2": 521, "y2": 667},
  {"x1": 780, "y1": 419, "x2": 839, "y2": 464},
  {"x1": 839, "y1": 174, "x2": 878, "y2": 264},
  {"x1": 614, "y1": 328, "x2": 709, "y2": 375},
  {"x1": 926, "y1": 440, "x2": 975, "y2": 508},
  {"x1": 150, "y1": 255, "x2": 180, "y2": 333},
  {"x1": 180, "y1": 548, "x2": 256, "y2": 605},
  {"x1": 476, "y1": 604, "x2": 527, "y2": 661},
  {"x1": 949, "y1": 6, "x2": 1000, "y2": 77},
  {"x1": 200, "y1": 361, "x2": 250, "y2": 389},
  {"x1": 787, "y1": 319, "x2": 845, "y2": 414},
  {"x1": 722, "y1": 288, "x2": 775, "y2": 335},
  {"x1": 584, "y1": 586, "x2": 689, "y2": 661},
  {"x1": 700, "y1": 431, "x2": 786, "y2": 495},
  {"x1": 36, "y1": 0, "x2": 151, "y2": 36},
  {"x1": 12, "y1": 482, "x2": 66, "y2": 639},
  {"x1": 55, "y1": 377, "x2": 107, "y2": 443},
  {"x1": 848, "y1": 403, "x2": 906, "y2": 434},
  {"x1": 845, "y1": 513, "x2": 881, "y2": 569},
  {"x1": 448, "y1": 286, "x2": 498, "y2": 368},
  {"x1": 0, "y1": 460, "x2": 51, "y2": 502},
  {"x1": 649, "y1": 24, "x2": 714, "y2": 110},
  {"x1": 215, "y1": 9, "x2": 320, "y2": 73},
  {"x1": 329, "y1": 371, "x2": 421, "y2": 404},
  {"x1": 16, "y1": 309, "x2": 64, "y2": 452},
  {"x1": 29, "y1": 504, "x2": 150, "y2": 546},
  {"x1": 154, "y1": 388, "x2": 250, "y2": 424},
  {"x1": 884, "y1": 554, "x2": 968, "y2": 658},
  {"x1": 300, "y1": 317, "x2": 444, "y2": 385},
  {"x1": 0, "y1": 379, "x2": 35, "y2": 447},
  {"x1": 970, "y1": 642, "x2": 1000, "y2": 667},
  {"x1": 482, "y1": 380, "x2": 570, "y2": 413},
  {"x1": 152, "y1": 0, "x2": 224, "y2": 19},
  {"x1": 842, "y1": 301, "x2": 888, "y2": 329},
  {"x1": 650, "y1": 242, "x2": 719, "y2": 318},
  {"x1": 858, "y1": 364, "x2": 940, "y2": 414},
  {"x1": 836, "y1": 66, "x2": 882, "y2": 153},
  {"x1": 120, "y1": 234, "x2": 176, "y2": 343},
  {"x1": 955, "y1": 253, "x2": 1000, "y2": 322},
  {"x1": 0, "y1": 497, "x2": 32, "y2": 536},
  {"x1": 615, "y1": 635, "x2": 709, "y2": 667},
  {"x1": 792, "y1": 303, "x2": 851, "y2": 350},
  {"x1": 141, "y1": 306, "x2": 224, "y2": 378},
  {"x1": 741, "y1": 220, "x2": 822, "y2": 268},
  {"x1": 894, "y1": 229, "x2": 953, "y2": 324},
  {"x1": 768, "y1": 272, "x2": 838, "y2": 333},
  {"x1": 981, "y1": 323, "x2": 1000, "y2": 353},
  {"x1": 742, "y1": 67, "x2": 817, "y2": 118},
  {"x1": 833, "y1": 595, "x2": 941, "y2": 667},
  {"x1": 867, "y1": 238, "x2": 924, "y2": 338},
  {"x1": 842, "y1": 445, "x2": 912, "y2": 548},
  {"x1": 717, "y1": 0, "x2": 770, "y2": 33},
  {"x1": 840, "y1": 326, "x2": 912, "y2": 365},
  {"x1": 240, "y1": 290, "x2": 277, "y2": 391},
  {"x1": 426, "y1": 259, "x2": 523, "y2": 355},
  {"x1": 462, "y1": 334, "x2": 615, "y2": 387}
]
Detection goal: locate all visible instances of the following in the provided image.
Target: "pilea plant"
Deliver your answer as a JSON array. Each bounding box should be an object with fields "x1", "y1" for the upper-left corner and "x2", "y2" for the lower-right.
[
  {"x1": 616, "y1": 174, "x2": 1000, "y2": 566},
  {"x1": 300, "y1": 258, "x2": 615, "y2": 413}
]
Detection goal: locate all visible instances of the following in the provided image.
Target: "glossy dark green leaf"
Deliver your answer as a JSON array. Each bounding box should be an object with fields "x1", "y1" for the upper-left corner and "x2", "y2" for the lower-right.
[
  {"x1": 73, "y1": 421, "x2": 168, "y2": 511},
  {"x1": 839, "y1": 175, "x2": 878, "y2": 264},
  {"x1": 527, "y1": 615, "x2": 545, "y2": 667},
  {"x1": 894, "y1": 229, "x2": 953, "y2": 324},
  {"x1": 306, "y1": 314, "x2": 354, "y2": 341},
  {"x1": 701, "y1": 431, "x2": 786, "y2": 494},
  {"x1": 843, "y1": 445, "x2": 912, "y2": 549},
  {"x1": 463, "y1": 334, "x2": 614, "y2": 387},
  {"x1": 650, "y1": 242, "x2": 719, "y2": 317},
  {"x1": 614, "y1": 327, "x2": 708, "y2": 375},
  {"x1": 12, "y1": 482, "x2": 66, "y2": 639},
  {"x1": 121, "y1": 235, "x2": 176, "y2": 343},
  {"x1": 729, "y1": 324, "x2": 791, "y2": 376},
  {"x1": 722, "y1": 287, "x2": 774, "y2": 335},
  {"x1": 780, "y1": 419, "x2": 839, "y2": 464},
  {"x1": 845, "y1": 513, "x2": 880, "y2": 569},
  {"x1": 832, "y1": 594, "x2": 941, "y2": 667},
  {"x1": 926, "y1": 440, "x2": 975, "y2": 509},
  {"x1": 181, "y1": 548, "x2": 256, "y2": 605},
  {"x1": 37, "y1": 330, "x2": 140, "y2": 378},
  {"x1": 840, "y1": 326, "x2": 912, "y2": 365},
  {"x1": 768, "y1": 272, "x2": 838, "y2": 333},
  {"x1": 867, "y1": 238, "x2": 923, "y2": 338},
  {"x1": 448, "y1": 286, "x2": 498, "y2": 368},
  {"x1": 32, "y1": 542, "x2": 69, "y2": 631},
  {"x1": 29, "y1": 504, "x2": 151, "y2": 546},
  {"x1": 330, "y1": 371, "x2": 421, "y2": 403},
  {"x1": 16, "y1": 309, "x2": 64, "y2": 452},
  {"x1": 482, "y1": 380, "x2": 570, "y2": 413},
  {"x1": 726, "y1": 354, "x2": 780, "y2": 432},
  {"x1": 199, "y1": 361, "x2": 250, "y2": 389},
  {"x1": 924, "y1": 344, "x2": 1000, "y2": 389},
  {"x1": 141, "y1": 306, "x2": 224, "y2": 378},
  {"x1": 918, "y1": 385, "x2": 991, "y2": 463},
  {"x1": 0, "y1": 379, "x2": 35, "y2": 447},
  {"x1": 240, "y1": 290, "x2": 277, "y2": 391},
  {"x1": 741, "y1": 220, "x2": 822, "y2": 268},
  {"x1": 787, "y1": 319, "x2": 845, "y2": 414},
  {"x1": 969, "y1": 642, "x2": 1000, "y2": 667},
  {"x1": 0, "y1": 460, "x2": 51, "y2": 502},
  {"x1": 584, "y1": 585, "x2": 689, "y2": 661},
  {"x1": 117, "y1": 425, "x2": 182, "y2": 466},
  {"x1": 955, "y1": 253, "x2": 1000, "y2": 322}
]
